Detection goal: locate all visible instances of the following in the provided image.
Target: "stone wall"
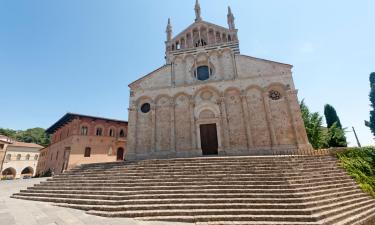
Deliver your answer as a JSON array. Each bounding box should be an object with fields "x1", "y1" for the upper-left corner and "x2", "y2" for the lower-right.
[{"x1": 127, "y1": 51, "x2": 311, "y2": 160}]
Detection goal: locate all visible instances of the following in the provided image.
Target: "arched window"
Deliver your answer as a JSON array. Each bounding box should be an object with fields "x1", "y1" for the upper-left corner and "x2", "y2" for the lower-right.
[
  {"x1": 194, "y1": 66, "x2": 212, "y2": 81},
  {"x1": 81, "y1": 126, "x2": 88, "y2": 136},
  {"x1": 6, "y1": 154, "x2": 11, "y2": 161},
  {"x1": 34, "y1": 155, "x2": 38, "y2": 160},
  {"x1": 96, "y1": 127, "x2": 103, "y2": 136},
  {"x1": 109, "y1": 129, "x2": 115, "y2": 137},
  {"x1": 195, "y1": 39, "x2": 207, "y2": 47},
  {"x1": 16, "y1": 154, "x2": 21, "y2": 160},
  {"x1": 25, "y1": 154, "x2": 30, "y2": 160},
  {"x1": 119, "y1": 129, "x2": 125, "y2": 138},
  {"x1": 84, "y1": 147, "x2": 91, "y2": 157}
]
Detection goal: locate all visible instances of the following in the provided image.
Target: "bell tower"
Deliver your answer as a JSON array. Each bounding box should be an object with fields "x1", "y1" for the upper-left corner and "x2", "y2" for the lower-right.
[{"x1": 165, "y1": 1, "x2": 239, "y2": 63}]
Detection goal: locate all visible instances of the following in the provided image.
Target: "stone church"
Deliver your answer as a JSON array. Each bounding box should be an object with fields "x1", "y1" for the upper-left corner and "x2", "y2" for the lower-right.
[{"x1": 127, "y1": 0, "x2": 311, "y2": 160}]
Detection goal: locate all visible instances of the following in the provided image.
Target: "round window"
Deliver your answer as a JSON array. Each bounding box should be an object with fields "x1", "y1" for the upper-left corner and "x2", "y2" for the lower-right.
[
  {"x1": 194, "y1": 66, "x2": 212, "y2": 81},
  {"x1": 140, "y1": 103, "x2": 151, "y2": 113},
  {"x1": 269, "y1": 90, "x2": 281, "y2": 100}
]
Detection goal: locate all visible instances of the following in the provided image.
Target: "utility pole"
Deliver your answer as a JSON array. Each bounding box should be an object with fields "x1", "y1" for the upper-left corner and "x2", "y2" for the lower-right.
[{"x1": 352, "y1": 126, "x2": 361, "y2": 147}]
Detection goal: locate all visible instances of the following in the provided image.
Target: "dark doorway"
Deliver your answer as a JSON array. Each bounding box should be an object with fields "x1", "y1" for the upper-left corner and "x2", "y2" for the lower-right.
[
  {"x1": 200, "y1": 123, "x2": 219, "y2": 155},
  {"x1": 117, "y1": 148, "x2": 124, "y2": 161}
]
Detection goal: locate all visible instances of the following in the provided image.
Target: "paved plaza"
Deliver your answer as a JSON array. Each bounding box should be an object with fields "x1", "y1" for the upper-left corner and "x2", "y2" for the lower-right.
[{"x1": 0, "y1": 178, "x2": 192, "y2": 225}]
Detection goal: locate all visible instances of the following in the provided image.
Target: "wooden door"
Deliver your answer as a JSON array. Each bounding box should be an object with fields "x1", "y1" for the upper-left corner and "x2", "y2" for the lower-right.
[
  {"x1": 200, "y1": 124, "x2": 218, "y2": 155},
  {"x1": 117, "y1": 148, "x2": 124, "y2": 161}
]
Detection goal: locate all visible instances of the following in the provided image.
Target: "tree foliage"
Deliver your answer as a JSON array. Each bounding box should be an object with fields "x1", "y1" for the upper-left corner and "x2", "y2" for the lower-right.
[
  {"x1": 369, "y1": 72, "x2": 375, "y2": 136},
  {"x1": 337, "y1": 147, "x2": 375, "y2": 197},
  {"x1": 300, "y1": 100, "x2": 326, "y2": 149},
  {"x1": 0, "y1": 127, "x2": 50, "y2": 147},
  {"x1": 324, "y1": 104, "x2": 342, "y2": 129},
  {"x1": 324, "y1": 104, "x2": 347, "y2": 147},
  {"x1": 326, "y1": 122, "x2": 347, "y2": 147}
]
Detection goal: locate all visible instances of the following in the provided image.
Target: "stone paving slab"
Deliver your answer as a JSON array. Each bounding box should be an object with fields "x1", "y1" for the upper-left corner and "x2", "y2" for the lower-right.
[{"x1": 0, "y1": 178, "x2": 193, "y2": 225}]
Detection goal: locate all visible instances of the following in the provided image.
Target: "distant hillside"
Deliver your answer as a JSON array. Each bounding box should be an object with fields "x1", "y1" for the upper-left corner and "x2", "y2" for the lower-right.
[{"x1": 0, "y1": 127, "x2": 50, "y2": 147}]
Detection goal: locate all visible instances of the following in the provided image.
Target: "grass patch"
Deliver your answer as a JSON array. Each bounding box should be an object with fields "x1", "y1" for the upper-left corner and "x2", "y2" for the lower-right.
[{"x1": 336, "y1": 147, "x2": 375, "y2": 197}]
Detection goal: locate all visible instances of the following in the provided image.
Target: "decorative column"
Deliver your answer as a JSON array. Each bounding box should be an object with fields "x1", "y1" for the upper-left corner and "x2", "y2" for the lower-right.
[
  {"x1": 191, "y1": 31, "x2": 194, "y2": 47},
  {"x1": 240, "y1": 94, "x2": 254, "y2": 149},
  {"x1": 262, "y1": 91, "x2": 278, "y2": 148},
  {"x1": 189, "y1": 97, "x2": 197, "y2": 150},
  {"x1": 170, "y1": 100, "x2": 176, "y2": 153},
  {"x1": 219, "y1": 96, "x2": 230, "y2": 151},
  {"x1": 151, "y1": 105, "x2": 156, "y2": 154}
]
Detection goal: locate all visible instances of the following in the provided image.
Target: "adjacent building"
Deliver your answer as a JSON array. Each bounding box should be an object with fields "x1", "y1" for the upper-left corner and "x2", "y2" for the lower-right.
[
  {"x1": 36, "y1": 113, "x2": 128, "y2": 176},
  {"x1": 126, "y1": 2, "x2": 311, "y2": 160},
  {"x1": 1, "y1": 140, "x2": 43, "y2": 179}
]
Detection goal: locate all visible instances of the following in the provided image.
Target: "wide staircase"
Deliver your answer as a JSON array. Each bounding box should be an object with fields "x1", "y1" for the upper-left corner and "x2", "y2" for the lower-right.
[{"x1": 12, "y1": 156, "x2": 375, "y2": 225}]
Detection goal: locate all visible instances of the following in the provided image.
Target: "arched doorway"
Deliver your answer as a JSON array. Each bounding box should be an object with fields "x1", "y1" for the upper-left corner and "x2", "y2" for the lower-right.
[
  {"x1": 199, "y1": 123, "x2": 219, "y2": 155},
  {"x1": 21, "y1": 167, "x2": 34, "y2": 178},
  {"x1": 117, "y1": 148, "x2": 124, "y2": 161},
  {"x1": 2, "y1": 167, "x2": 16, "y2": 180}
]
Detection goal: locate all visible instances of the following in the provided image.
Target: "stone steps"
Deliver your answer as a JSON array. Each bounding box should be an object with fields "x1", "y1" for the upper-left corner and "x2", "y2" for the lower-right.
[
  {"x1": 20, "y1": 182, "x2": 357, "y2": 196},
  {"x1": 12, "y1": 155, "x2": 375, "y2": 224},
  {"x1": 47, "y1": 171, "x2": 349, "y2": 182},
  {"x1": 12, "y1": 189, "x2": 366, "y2": 206},
  {"x1": 52, "y1": 194, "x2": 368, "y2": 211},
  {"x1": 24, "y1": 179, "x2": 355, "y2": 192}
]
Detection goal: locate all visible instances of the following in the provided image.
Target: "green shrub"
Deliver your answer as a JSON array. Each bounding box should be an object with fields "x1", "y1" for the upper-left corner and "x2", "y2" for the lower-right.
[{"x1": 337, "y1": 147, "x2": 375, "y2": 197}]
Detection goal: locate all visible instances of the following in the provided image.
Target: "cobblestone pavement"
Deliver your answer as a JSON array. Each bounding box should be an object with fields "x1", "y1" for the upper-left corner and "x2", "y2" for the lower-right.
[{"x1": 0, "y1": 178, "x2": 192, "y2": 225}]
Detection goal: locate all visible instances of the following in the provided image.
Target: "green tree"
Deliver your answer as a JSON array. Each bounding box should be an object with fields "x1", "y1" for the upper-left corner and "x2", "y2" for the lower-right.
[
  {"x1": 326, "y1": 122, "x2": 347, "y2": 147},
  {"x1": 324, "y1": 104, "x2": 343, "y2": 129},
  {"x1": 369, "y1": 72, "x2": 375, "y2": 136},
  {"x1": 300, "y1": 100, "x2": 326, "y2": 149},
  {"x1": 323, "y1": 104, "x2": 347, "y2": 147},
  {"x1": 0, "y1": 127, "x2": 50, "y2": 147}
]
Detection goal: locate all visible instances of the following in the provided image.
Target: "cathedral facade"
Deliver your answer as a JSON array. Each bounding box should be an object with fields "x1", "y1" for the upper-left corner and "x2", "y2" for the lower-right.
[{"x1": 127, "y1": 1, "x2": 311, "y2": 160}]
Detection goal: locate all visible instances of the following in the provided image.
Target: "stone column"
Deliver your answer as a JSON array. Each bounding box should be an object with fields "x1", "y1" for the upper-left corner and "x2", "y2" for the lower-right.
[
  {"x1": 262, "y1": 92, "x2": 278, "y2": 148},
  {"x1": 170, "y1": 100, "x2": 176, "y2": 153},
  {"x1": 191, "y1": 31, "x2": 194, "y2": 47},
  {"x1": 219, "y1": 96, "x2": 230, "y2": 151},
  {"x1": 151, "y1": 105, "x2": 156, "y2": 154},
  {"x1": 126, "y1": 105, "x2": 138, "y2": 161},
  {"x1": 240, "y1": 94, "x2": 254, "y2": 149},
  {"x1": 189, "y1": 98, "x2": 197, "y2": 150}
]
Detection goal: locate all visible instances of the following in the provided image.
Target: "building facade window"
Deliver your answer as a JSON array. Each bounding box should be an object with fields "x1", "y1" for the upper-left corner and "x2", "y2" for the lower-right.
[
  {"x1": 140, "y1": 103, "x2": 151, "y2": 113},
  {"x1": 109, "y1": 129, "x2": 115, "y2": 137},
  {"x1": 119, "y1": 129, "x2": 125, "y2": 137},
  {"x1": 269, "y1": 90, "x2": 282, "y2": 100},
  {"x1": 17, "y1": 154, "x2": 21, "y2": 160},
  {"x1": 84, "y1": 147, "x2": 91, "y2": 157},
  {"x1": 194, "y1": 65, "x2": 212, "y2": 81},
  {"x1": 34, "y1": 155, "x2": 38, "y2": 160},
  {"x1": 81, "y1": 126, "x2": 88, "y2": 136},
  {"x1": 6, "y1": 154, "x2": 11, "y2": 161},
  {"x1": 96, "y1": 127, "x2": 103, "y2": 136},
  {"x1": 25, "y1": 154, "x2": 30, "y2": 160},
  {"x1": 0, "y1": 144, "x2": 4, "y2": 149}
]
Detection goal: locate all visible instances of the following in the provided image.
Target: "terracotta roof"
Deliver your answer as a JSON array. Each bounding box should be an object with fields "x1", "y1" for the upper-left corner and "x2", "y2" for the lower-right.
[
  {"x1": 9, "y1": 141, "x2": 44, "y2": 149},
  {"x1": 46, "y1": 112, "x2": 128, "y2": 134}
]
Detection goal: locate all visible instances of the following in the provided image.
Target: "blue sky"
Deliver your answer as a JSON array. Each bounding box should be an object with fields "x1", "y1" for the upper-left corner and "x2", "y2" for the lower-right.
[{"x1": 0, "y1": 0, "x2": 374, "y2": 146}]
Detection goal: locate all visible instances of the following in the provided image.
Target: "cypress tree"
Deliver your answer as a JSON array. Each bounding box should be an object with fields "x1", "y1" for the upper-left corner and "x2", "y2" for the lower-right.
[
  {"x1": 324, "y1": 104, "x2": 347, "y2": 147},
  {"x1": 369, "y1": 72, "x2": 375, "y2": 136},
  {"x1": 324, "y1": 104, "x2": 342, "y2": 129}
]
